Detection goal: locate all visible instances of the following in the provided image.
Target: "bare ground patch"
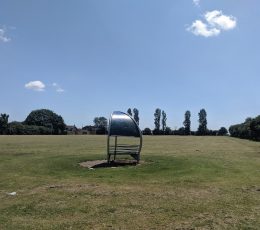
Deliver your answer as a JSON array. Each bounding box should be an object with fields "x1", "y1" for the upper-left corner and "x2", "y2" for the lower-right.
[{"x1": 79, "y1": 159, "x2": 146, "y2": 169}]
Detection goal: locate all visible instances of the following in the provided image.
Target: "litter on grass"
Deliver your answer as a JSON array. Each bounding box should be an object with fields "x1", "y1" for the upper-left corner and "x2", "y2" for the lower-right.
[{"x1": 7, "y1": 192, "x2": 16, "y2": 196}]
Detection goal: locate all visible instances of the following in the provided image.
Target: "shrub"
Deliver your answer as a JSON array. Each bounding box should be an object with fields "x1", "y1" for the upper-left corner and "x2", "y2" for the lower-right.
[
  {"x1": 142, "y1": 128, "x2": 152, "y2": 135},
  {"x1": 8, "y1": 122, "x2": 52, "y2": 135}
]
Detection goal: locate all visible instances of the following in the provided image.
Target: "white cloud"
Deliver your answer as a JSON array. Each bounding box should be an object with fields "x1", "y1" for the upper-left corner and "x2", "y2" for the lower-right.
[
  {"x1": 193, "y1": 0, "x2": 200, "y2": 6},
  {"x1": 52, "y1": 82, "x2": 65, "y2": 93},
  {"x1": 187, "y1": 10, "x2": 237, "y2": 37},
  {"x1": 205, "y1": 10, "x2": 236, "y2": 30},
  {"x1": 56, "y1": 88, "x2": 65, "y2": 93},
  {"x1": 187, "y1": 20, "x2": 220, "y2": 37},
  {"x1": 25, "y1": 81, "x2": 45, "y2": 91},
  {"x1": 0, "y1": 28, "x2": 10, "y2": 42}
]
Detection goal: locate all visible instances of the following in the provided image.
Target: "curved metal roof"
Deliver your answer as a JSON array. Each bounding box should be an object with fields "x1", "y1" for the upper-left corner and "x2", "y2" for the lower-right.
[{"x1": 108, "y1": 111, "x2": 141, "y2": 137}]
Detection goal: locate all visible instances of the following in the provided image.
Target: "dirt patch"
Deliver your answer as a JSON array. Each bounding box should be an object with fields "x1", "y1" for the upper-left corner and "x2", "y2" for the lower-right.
[
  {"x1": 79, "y1": 159, "x2": 144, "y2": 169},
  {"x1": 241, "y1": 185, "x2": 260, "y2": 193},
  {"x1": 48, "y1": 185, "x2": 64, "y2": 189}
]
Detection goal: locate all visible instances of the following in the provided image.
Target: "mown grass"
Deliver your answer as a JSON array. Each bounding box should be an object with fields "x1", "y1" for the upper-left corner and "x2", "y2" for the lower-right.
[{"x1": 0, "y1": 135, "x2": 259, "y2": 229}]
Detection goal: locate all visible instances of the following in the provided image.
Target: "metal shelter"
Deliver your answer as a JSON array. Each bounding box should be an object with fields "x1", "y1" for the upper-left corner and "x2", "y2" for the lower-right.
[{"x1": 107, "y1": 111, "x2": 142, "y2": 163}]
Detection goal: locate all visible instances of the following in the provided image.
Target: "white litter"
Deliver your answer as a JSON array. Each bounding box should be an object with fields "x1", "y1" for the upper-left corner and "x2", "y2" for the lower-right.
[
  {"x1": 89, "y1": 168, "x2": 94, "y2": 170},
  {"x1": 7, "y1": 192, "x2": 16, "y2": 196}
]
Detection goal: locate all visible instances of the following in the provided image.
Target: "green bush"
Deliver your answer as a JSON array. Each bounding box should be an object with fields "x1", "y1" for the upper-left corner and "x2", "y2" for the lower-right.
[
  {"x1": 24, "y1": 109, "x2": 66, "y2": 134},
  {"x1": 229, "y1": 116, "x2": 260, "y2": 141},
  {"x1": 8, "y1": 122, "x2": 52, "y2": 135}
]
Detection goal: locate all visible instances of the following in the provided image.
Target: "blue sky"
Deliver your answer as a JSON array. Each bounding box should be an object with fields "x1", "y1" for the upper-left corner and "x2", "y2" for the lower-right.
[{"x1": 0, "y1": 0, "x2": 259, "y2": 130}]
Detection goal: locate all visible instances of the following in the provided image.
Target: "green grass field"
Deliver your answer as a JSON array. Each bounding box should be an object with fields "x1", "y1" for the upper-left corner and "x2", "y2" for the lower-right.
[{"x1": 0, "y1": 135, "x2": 259, "y2": 229}]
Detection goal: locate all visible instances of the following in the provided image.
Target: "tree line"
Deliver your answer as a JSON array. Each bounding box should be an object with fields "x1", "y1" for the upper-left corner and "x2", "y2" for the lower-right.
[
  {"x1": 1, "y1": 108, "x2": 259, "y2": 140},
  {"x1": 229, "y1": 115, "x2": 260, "y2": 141},
  {"x1": 0, "y1": 109, "x2": 66, "y2": 135},
  {"x1": 0, "y1": 109, "x2": 109, "y2": 135},
  {"x1": 138, "y1": 108, "x2": 228, "y2": 136}
]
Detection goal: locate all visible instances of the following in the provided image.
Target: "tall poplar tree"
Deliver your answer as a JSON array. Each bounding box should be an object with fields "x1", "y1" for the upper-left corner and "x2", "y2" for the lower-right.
[
  {"x1": 162, "y1": 110, "x2": 167, "y2": 133},
  {"x1": 0, "y1": 113, "x2": 9, "y2": 134},
  {"x1": 197, "y1": 109, "x2": 207, "y2": 135},
  {"x1": 127, "y1": 108, "x2": 132, "y2": 116},
  {"x1": 183, "y1": 110, "x2": 191, "y2": 135},
  {"x1": 133, "y1": 108, "x2": 139, "y2": 125},
  {"x1": 154, "y1": 108, "x2": 161, "y2": 131}
]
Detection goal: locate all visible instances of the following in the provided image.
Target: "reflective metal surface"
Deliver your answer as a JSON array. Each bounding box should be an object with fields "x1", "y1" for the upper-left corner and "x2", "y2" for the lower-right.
[
  {"x1": 107, "y1": 111, "x2": 142, "y2": 163},
  {"x1": 109, "y1": 111, "x2": 141, "y2": 137}
]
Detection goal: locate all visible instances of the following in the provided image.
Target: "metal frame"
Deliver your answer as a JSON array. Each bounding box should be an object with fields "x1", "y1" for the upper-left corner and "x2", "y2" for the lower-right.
[{"x1": 107, "y1": 111, "x2": 142, "y2": 163}]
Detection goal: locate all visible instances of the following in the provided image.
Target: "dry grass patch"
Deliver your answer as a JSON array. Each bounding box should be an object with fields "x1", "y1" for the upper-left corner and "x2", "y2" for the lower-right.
[{"x1": 0, "y1": 135, "x2": 259, "y2": 229}]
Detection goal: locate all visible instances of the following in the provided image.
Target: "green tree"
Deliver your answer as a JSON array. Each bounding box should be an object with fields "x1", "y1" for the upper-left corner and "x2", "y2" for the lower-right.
[
  {"x1": 154, "y1": 108, "x2": 161, "y2": 131},
  {"x1": 162, "y1": 110, "x2": 167, "y2": 133},
  {"x1": 249, "y1": 116, "x2": 260, "y2": 140},
  {"x1": 197, "y1": 109, "x2": 207, "y2": 135},
  {"x1": 177, "y1": 127, "x2": 185, "y2": 135},
  {"x1": 217, "y1": 127, "x2": 228, "y2": 136},
  {"x1": 127, "y1": 108, "x2": 132, "y2": 116},
  {"x1": 8, "y1": 122, "x2": 52, "y2": 135},
  {"x1": 24, "y1": 109, "x2": 66, "y2": 134},
  {"x1": 183, "y1": 110, "x2": 191, "y2": 135},
  {"x1": 93, "y1": 117, "x2": 108, "y2": 128},
  {"x1": 165, "y1": 127, "x2": 172, "y2": 135},
  {"x1": 229, "y1": 118, "x2": 252, "y2": 139},
  {"x1": 133, "y1": 108, "x2": 139, "y2": 125},
  {"x1": 0, "y1": 113, "x2": 9, "y2": 134},
  {"x1": 93, "y1": 117, "x2": 108, "y2": 134},
  {"x1": 229, "y1": 124, "x2": 239, "y2": 137},
  {"x1": 142, "y1": 127, "x2": 152, "y2": 135}
]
